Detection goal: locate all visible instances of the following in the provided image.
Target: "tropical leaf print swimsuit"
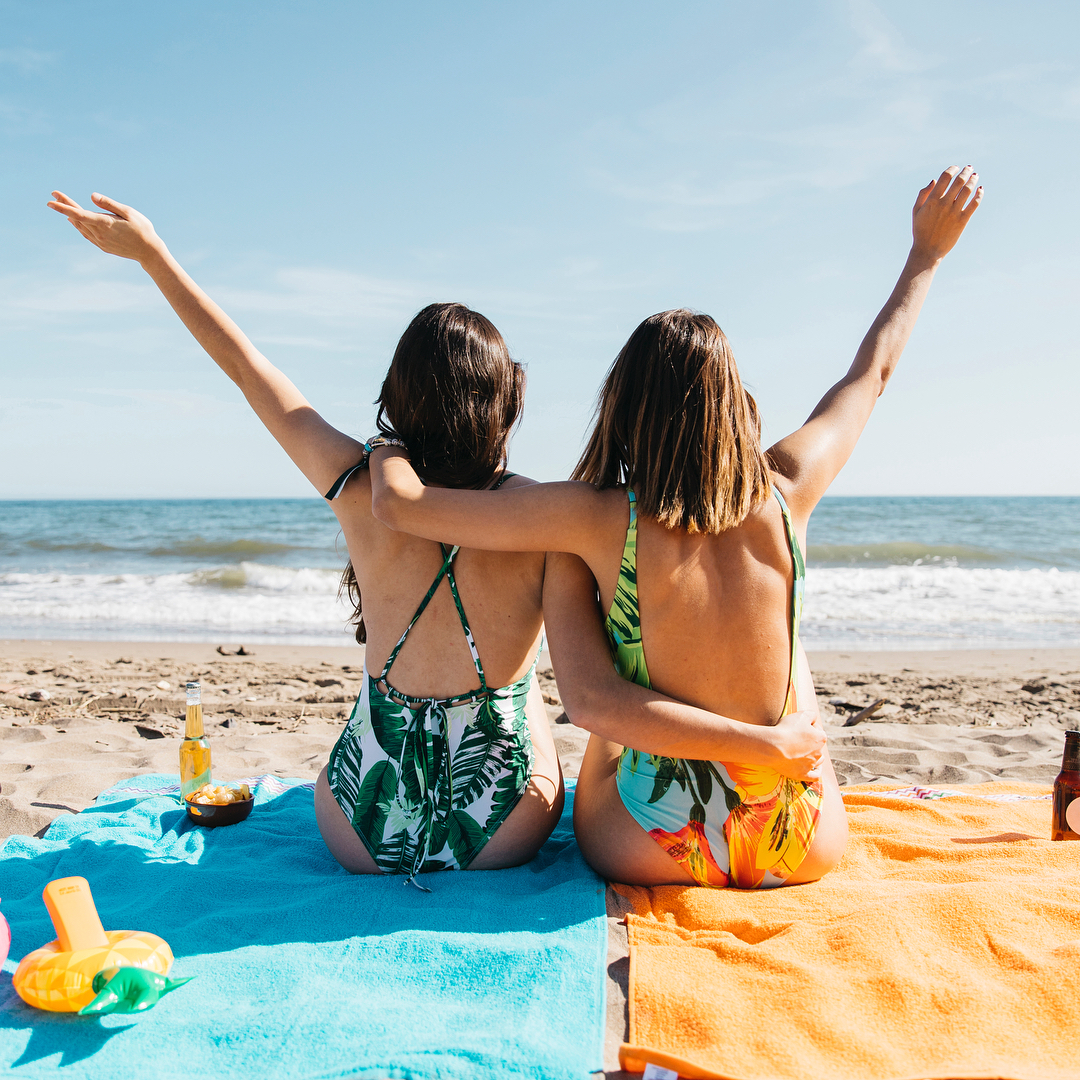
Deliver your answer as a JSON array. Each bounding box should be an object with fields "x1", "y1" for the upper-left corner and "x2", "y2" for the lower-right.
[
  {"x1": 325, "y1": 470, "x2": 535, "y2": 884},
  {"x1": 607, "y1": 488, "x2": 823, "y2": 889}
]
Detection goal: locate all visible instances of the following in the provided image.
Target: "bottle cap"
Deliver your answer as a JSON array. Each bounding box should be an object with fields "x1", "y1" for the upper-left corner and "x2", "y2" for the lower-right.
[{"x1": 186, "y1": 681, "x2": 201, "y2": 706}]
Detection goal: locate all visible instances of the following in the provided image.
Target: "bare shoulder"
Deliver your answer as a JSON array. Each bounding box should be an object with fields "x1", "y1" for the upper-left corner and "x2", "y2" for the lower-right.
[
  {"x1": 766, "y1": 469, "x2": 810, "y2": 549},
  {"x1": 326, "y1": 467, "x2": 375, "y2": 530}
]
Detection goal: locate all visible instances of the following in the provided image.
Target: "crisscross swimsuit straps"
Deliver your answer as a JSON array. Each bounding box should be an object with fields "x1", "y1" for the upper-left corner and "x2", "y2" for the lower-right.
[
  {"x1": 606, "y1": 488, "x2": 823, "y2": 889},
  {"x1": 326, "y1": 474, "x2": 535, "y2": 881}
]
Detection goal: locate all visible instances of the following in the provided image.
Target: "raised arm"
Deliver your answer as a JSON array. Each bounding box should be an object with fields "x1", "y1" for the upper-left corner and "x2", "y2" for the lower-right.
[
  {"x1": 543, "y1": 553, "x2": 825, "y2": 779},
  {"x1": 768, "y1": 165, "x2": 983, "y2": 520},
  {"x1": 46, "y1": 191, "x2": 364, "y2": 494}
]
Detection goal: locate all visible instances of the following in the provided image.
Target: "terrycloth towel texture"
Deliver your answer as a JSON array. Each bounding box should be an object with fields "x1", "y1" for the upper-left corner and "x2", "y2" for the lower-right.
[
  {"x1": 615, "y1": 782, "x2": 1080, "y2": 1080},
  {"x1": 0, "y1": 774, "x2": 606, "y2": 1079}
]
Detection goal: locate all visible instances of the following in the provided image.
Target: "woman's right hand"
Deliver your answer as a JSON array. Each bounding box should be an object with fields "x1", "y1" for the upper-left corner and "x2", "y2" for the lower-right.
[
  {"x1": 910, "y1": 165, "x2": 982, "y2": 264},
  {"x1": 766, "y1": 710, "x2": 827, "y2": 781},
  {"x1": 47, "y1": 191, "x2": 164, "y2": 265}
]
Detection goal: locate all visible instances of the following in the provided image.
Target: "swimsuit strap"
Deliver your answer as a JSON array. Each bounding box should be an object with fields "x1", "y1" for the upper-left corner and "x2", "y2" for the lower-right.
[
  {"x1": 442, "y1": 547, "x2": 488, "y2": 692},
  {"x1": 624, "y1": 488, "x2": 639, "y2": 561},
  {"x1": 324, "y1": 460, "x2": 367, "y2": 501},
  {"x1": 603, "y1": 488, "x2": 652, "y2": 689},
  {"x1": 772, "y1": 487, "x2": 805, "y2": 710},
  {"x1": 379, "y1": 544, "x2": 488, "y2": 693}
]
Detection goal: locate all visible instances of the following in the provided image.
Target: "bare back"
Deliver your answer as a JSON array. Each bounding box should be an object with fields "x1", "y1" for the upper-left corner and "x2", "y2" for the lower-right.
[
  {"x1": 333, "y1": 470, "x2": 546, "y2": 696},
  {"x1": 590, "y1": 479, "x2": 801, "y2": 726}
]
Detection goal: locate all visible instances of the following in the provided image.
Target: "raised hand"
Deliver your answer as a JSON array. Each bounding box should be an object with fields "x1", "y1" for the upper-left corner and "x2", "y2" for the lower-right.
[
  {"x1": 47, "y1": 191, "x2": 163, "y2": 264},
  {"x1": 769, "y1": 709, "x2": 827, "y2": 781},
  {"x1": 911, "y1": 165, "x2": 982, "y2": 263}
]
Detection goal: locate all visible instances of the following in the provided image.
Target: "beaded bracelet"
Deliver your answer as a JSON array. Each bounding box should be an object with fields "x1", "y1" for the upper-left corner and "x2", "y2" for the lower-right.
[{"x1": 364, "y1": 435, "x2": 408, "y2": 455}]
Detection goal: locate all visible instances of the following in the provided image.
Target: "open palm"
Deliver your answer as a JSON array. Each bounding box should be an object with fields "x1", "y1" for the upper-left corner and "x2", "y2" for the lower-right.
[{"x1": 47, "y1": 191, "x2": 161, "y2": 263}]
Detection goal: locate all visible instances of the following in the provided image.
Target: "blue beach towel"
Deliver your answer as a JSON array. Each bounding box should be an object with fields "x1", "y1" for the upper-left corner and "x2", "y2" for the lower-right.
[{"x1": 0, "y1": 775, "x2": 606, "y2": 1079}]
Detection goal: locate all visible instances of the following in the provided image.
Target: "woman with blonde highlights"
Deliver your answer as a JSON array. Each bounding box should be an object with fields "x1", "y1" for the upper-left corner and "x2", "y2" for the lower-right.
[{"x1": 370, "y1": 166, "x2": 982, "y2": 888}]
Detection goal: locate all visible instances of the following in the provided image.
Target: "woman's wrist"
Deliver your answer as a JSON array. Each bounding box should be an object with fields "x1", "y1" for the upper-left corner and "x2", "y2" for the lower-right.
[
  {"x1": 905, "y1": 243, "x2": 945, "y2": 275},
  {"x1": 138, "y1": 240, "x2": 174, "y2": 275}
]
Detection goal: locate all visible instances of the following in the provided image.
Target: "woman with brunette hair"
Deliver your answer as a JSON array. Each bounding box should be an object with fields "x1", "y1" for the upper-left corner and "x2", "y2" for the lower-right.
[
  {"x1": 48, "y1": 191, "x2": 798, "y2": 884},
  {"x1": 368, "y1": 165, "x2": 983, "y2": 888}
]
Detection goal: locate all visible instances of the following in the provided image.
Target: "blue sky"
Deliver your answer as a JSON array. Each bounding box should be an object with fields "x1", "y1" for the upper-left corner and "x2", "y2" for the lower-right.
[{"x1": 2, "y1": 0, "x2": 1078, "y2": 498}]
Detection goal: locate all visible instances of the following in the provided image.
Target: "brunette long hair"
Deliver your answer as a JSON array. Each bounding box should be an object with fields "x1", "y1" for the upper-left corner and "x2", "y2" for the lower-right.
[
  {"x1": 340, "y1": 302, "x2": 524, "y2": 642},
  {"x1": 572, "y1": 309, "x2": 771, "y2": 534}
]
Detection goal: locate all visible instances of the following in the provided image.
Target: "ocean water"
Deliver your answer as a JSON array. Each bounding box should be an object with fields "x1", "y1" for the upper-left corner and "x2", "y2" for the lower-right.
[{"x1": 0, "y1": 496, "x2": 1077, "y2": 650}]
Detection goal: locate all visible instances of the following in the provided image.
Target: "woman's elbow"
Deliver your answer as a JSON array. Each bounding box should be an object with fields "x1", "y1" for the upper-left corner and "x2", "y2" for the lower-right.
[
  {"x1": 558, "y1": 681, "x2": 612, "y2": 735},
  {"x1": 370, "y1": 488, "x2": 407, "y2": 531}
]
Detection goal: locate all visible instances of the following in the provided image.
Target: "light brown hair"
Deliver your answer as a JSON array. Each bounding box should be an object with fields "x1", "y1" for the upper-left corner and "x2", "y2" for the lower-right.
[
  {"x1": 341, "y1": 302, "x2": 524, "y2": 642},
  {"x1": 571, "y1": 309, "x2": 771, "y2": 534}
]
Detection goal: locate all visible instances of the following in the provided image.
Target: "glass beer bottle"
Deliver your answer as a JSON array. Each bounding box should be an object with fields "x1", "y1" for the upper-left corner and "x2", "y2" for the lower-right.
[
  {"x1": 180, "y1": 680, "x2": 212, "y2": 801},
  {"x1": 1051, "y1": 730, "x2": 1080, "y2": 841}
]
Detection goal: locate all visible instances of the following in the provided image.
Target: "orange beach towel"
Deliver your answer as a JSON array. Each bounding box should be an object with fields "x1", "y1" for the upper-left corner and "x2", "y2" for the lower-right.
[{"x1": 615, "y1": 782, "x2": 1080, "y2": 1080}]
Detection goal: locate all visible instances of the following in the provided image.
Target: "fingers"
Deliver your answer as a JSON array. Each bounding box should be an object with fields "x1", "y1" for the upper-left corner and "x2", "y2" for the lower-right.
[
  {"x1": 946, "y1": 166, "x2": 977, "y2": 206},
  {"x1": 913, "y1": 178, "x2": 935, "y2": 211},
  {"x1": 961, "y1": 184, "x2": 984, "y2": 218},
  {"x1": 942, "y1": 165, "x2": 974, "y2": 200},
  {"x1": 47, "y1": 195, "x2": 86, "y2": 219},
  {"x1": 92, "y1": 191, "x2": 130, "y2": 218},
  {"x1": 47, "y1": 198, "x2": 105, "y2": 225},
  {"x1": 932, "y1": 165, "x2": 962, "y2": 197},
  {"x1": 49, "y1": 190, "x2": 82, "y2": 209}
]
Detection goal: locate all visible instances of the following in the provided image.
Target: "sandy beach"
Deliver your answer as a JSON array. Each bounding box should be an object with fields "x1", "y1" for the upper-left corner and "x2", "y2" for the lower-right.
[
  {"x1": 3, "y1": 639, "x2": 1079, "y2": 1075},
  {"x1": 4, "y1": 640, "x2": 1079, "y2": 840}
]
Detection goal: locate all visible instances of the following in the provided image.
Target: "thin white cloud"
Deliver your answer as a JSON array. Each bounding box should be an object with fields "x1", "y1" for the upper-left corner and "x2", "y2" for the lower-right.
[
  {"x1": 216, "y1": 268, "x2": 425, "y2": 322},
  {"x1": 0, "y1": 272, "x2": 161, "y2": 319},
  {"x1": 0, "y1": 98, "x2": 50, "y2": 135},
  {"x1": 0, "y1": 47, "x2": 56, "y2": 73},
  {"x1": 845, "y1": 0, "x2": 930, "y2": 75},
  {"x1": 979, "y1": 62, "x2": 1080, "y2": 122},
  {"x1": 579, "y1": 12, "x2": 955, "y2": 232}
]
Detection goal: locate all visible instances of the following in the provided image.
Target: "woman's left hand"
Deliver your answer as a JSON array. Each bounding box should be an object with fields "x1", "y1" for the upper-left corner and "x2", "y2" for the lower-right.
[{"x1": 47, "y1": 191, "x2": 164, "y2": 264}]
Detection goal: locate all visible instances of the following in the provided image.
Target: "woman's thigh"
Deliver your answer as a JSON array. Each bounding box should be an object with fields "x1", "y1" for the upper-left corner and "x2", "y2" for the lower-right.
[
  {"x1": 784, "y1": 750, "x2": 849, "y2": 885},
  {"x1": 574, "y1": 737, "x2": 848, "y2": 889},
  {"x1": 468, "y1": 762, "x2": 564, "y2": 869},
  {"x1": 314, "y1": 766, "x2": 382, "y2": 875},
  {"x1": 470, "y1": 677, "x2": 565, "y2": 869},
  {"x1": 573, "y1": 734, "x2": 695, "y2": 886},
  {"x1": 315, "y1": 700, "x2": 565, "y2": 875}
]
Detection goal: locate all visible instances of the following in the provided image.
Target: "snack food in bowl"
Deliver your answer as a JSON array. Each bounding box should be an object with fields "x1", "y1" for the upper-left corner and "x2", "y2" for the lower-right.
[
  {"x1": 185, "y1": 782, "x2": 254, "y2": 827},
  {"x1": 189, "y1": 783, "x2": 251, "y2": 805}
]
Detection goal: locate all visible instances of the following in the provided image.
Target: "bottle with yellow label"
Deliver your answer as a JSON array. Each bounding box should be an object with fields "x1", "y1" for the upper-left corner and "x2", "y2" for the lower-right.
[{"x1": 180, "y1": 680, "x2": 211, "y2": 800}]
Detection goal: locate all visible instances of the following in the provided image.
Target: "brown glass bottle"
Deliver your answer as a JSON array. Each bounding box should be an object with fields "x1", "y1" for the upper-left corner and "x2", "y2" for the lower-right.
[{"x1": 1052, "y1": 730, "x2": 1080, "y2": 841}]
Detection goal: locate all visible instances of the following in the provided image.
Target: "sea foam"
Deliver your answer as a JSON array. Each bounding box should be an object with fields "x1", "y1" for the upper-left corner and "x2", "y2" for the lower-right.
[
  {"x1": 2, "y1": 561, "x2": 1077, "y2": 649},
  {"x1": 0, "y1": 563, "x2": 352, "y2": 643},
  {"x1": 803, "y1": 565, "x2": 1080, "y2": 649}
]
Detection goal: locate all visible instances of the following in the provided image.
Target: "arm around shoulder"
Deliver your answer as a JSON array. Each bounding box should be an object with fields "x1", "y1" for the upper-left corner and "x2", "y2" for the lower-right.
[
  {"x1": 369, "y1": 447, "x2": 617, "y2": 562},
  {"x1": 542, "y1": 553, "x2": 825, "y2": 778}
]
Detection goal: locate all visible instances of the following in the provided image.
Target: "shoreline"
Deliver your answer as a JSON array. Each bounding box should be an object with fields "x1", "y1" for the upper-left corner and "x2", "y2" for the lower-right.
[{"x1": 4, "y1": 638, "x2": 1079, "y2": 668}]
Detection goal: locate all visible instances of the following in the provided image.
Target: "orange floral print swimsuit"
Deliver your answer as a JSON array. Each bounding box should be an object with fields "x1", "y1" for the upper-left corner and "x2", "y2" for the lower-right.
[{"x1": 607, "y1": 488, "x2": 822, "y2": 888}]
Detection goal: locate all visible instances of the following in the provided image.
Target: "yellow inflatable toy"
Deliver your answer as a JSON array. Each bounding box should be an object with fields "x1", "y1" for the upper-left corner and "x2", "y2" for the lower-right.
[{"x1": 14, "y1": 876, "x2": 174, "y2": 1013}]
